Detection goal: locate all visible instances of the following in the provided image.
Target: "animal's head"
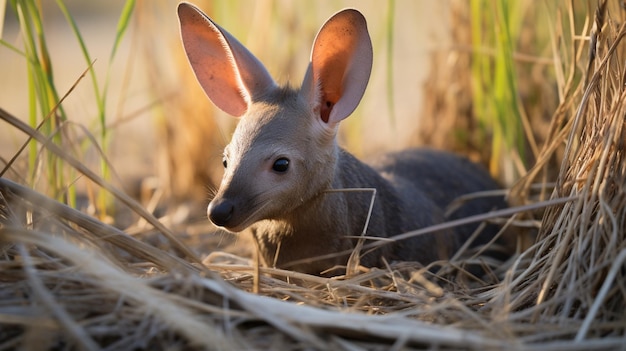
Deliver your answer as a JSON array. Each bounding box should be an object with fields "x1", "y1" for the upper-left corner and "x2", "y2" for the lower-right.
[{"x1": 177, "y1": 2, "x2": 372, "y2": 231}]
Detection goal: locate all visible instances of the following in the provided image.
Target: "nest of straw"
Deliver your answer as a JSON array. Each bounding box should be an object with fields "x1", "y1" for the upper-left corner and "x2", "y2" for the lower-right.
[{"x1": 1, "y1": 1, "x2": 625, "y2": 350}]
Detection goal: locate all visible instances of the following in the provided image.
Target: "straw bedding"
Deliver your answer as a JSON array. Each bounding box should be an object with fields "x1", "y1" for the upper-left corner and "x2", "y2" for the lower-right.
[{"x1": 1, "y1": 1, "x2": 625, "y2": 350}]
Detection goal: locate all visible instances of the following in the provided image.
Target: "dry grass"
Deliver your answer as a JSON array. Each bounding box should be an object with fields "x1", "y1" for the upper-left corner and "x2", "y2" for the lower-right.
[{"x1": 1, "y1": 1, "x2": 626, "y2": 350}]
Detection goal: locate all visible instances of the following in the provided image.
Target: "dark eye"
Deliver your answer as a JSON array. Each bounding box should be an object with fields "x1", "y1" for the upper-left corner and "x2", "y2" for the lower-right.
[
  {"x1": 272, "y1": 158, "x2": 289, "y2": 173},
  {"x1": 222, "y1": 157, "x2": 228, "y2": 168}
]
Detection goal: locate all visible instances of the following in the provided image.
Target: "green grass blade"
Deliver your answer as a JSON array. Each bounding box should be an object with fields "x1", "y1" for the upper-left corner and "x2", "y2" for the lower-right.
[
  {"x1": 0, "y1": 38, "x2": 26, "y2": 56},
  {"x1": 109, "y1": 0, "x2": 135, "y2": 62},
  {"x1": 13, "y1": 0, "x2": 48, "y2": 184},
  {"x1": 55, "y1": 0, "x2": 109, "y2": 212},
  {"x1": 26, "y1": 49, "x2": 38, "y2": 182},
  {"x1": 469, "y1": 0, "x2": 527, "y2": 183},
  {"x1": 54, "y1": 0, "x2": 102, "y2": 113}
]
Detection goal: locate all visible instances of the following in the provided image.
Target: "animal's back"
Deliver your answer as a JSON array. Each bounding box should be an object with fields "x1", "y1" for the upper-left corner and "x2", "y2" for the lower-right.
[{"x1": 372, "y1": 148, "x2": 506, "y2": 262}]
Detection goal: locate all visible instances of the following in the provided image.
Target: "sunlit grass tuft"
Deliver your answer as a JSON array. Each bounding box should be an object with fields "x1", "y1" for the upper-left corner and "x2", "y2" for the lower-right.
[{"x1": 1, "y1": 0, "x2": 135, "y2": 218}]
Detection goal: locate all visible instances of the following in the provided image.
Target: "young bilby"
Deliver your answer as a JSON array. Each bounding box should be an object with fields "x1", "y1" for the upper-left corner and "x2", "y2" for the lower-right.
[{"x1": 177, "y1": 3, "x2": 506, "y2": 275}]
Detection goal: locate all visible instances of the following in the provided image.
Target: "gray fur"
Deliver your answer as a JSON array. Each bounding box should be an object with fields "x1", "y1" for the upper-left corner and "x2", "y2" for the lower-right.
[{"x1": 249, "y1": 140, "x2": 505, "y2": 275}]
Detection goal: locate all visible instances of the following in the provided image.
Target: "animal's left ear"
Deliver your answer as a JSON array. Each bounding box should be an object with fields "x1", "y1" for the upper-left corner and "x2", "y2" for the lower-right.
[{"x1": 301, "y1": 9, "x2": 373, "y2": 128}]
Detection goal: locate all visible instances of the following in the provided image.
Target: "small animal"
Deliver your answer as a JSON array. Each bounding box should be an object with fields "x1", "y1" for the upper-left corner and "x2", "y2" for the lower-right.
[{"x1": 177, "y1": 3, "x2": 506, "y2": 275}]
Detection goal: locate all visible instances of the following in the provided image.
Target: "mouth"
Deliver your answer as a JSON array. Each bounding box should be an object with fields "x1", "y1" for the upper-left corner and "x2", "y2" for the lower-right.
[
  {"x1": 214, "y1": 221, "x2": 252, "y2": 233},
  {"x1": 207, "y1": 206, "x2": 264, "y2": 233}
]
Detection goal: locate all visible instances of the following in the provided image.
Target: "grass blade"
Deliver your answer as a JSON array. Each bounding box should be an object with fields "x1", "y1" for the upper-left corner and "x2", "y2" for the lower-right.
[{"x1": 110, "y1": 0, "x2": 136, "y2": 62}]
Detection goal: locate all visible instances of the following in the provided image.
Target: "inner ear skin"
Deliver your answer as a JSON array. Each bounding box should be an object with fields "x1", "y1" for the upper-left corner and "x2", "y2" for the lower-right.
[{"x1": 320, "y1": 99, "x2": 334, "y2": 123}]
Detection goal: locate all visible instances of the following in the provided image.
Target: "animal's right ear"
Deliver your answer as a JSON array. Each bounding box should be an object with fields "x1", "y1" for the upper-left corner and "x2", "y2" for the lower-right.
[{"x1": 177, "y1": 2, "x2": 276, "y2": 117}]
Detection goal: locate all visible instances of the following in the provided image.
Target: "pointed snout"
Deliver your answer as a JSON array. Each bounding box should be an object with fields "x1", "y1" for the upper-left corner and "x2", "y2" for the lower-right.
[{"x1": 207, "y1": 198, "x2": 235, "y2": 228}]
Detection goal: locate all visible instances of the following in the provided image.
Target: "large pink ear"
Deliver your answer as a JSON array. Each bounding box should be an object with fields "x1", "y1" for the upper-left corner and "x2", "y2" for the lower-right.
[
  {"x1": 177, "y1": 2, "x2": 276, "y2": 117},
  {"x1": 301, "y1": 9, "x2": 373, "y2": 127}
]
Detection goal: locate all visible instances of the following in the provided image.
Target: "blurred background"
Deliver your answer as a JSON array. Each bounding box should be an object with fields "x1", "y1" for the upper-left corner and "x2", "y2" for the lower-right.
[{"x1": 0, "y1": 0, "x2": 564, "y2": 227}]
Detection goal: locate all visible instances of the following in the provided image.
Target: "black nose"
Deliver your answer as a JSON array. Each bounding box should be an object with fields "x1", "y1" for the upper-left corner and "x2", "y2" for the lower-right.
[{"x1": 208, "y1": 199, "x2": 234, "y2": 227}]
